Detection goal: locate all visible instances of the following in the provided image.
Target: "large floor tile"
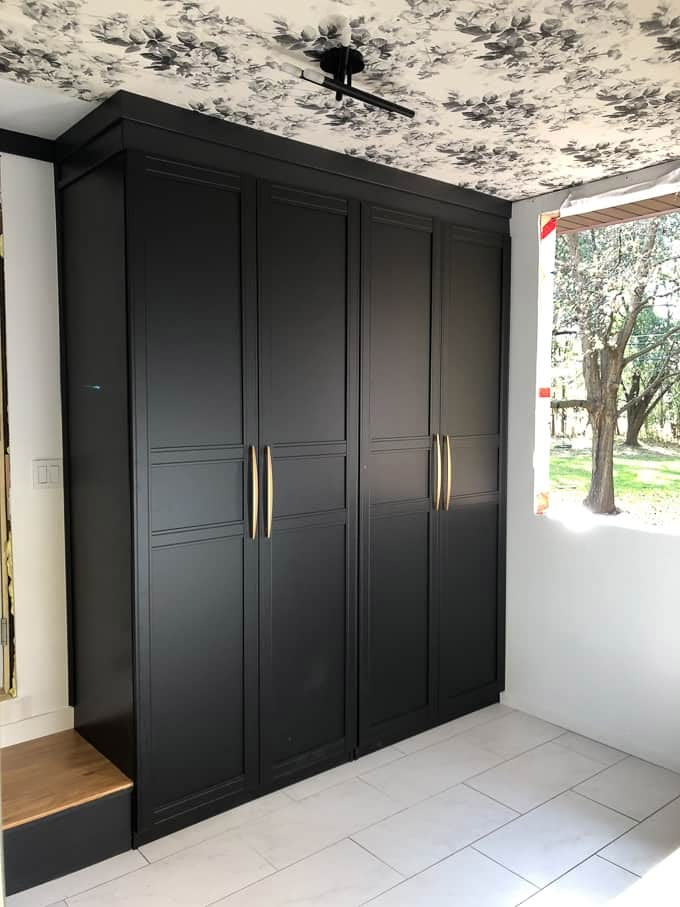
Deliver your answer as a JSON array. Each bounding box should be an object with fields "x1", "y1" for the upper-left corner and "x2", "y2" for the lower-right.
[
  {"x1": 608, "y1": 846, "x2": 680, "y2": 906},
  {"x1": 352, "y1": 783, "x2": 517, "y2": 876},
  {"x1": 139, "y1": 791, "x2": 292, "y2": 862},
  {"x1": 214, "y1": 838, "x2": 401, "y2": 906},
  {"x1": 521, "y1": 855, "x2": 637, "y2": 906},
  {"x1": 393, "y1": 704, "x2": 513, "y2": 755},
  {"x1": 7, "y1": 852, "x2": 147, "y2": 907},
  {"x1": 366, "y1": 847, "x2": 536, "y2": 906},
  {"x1": 67, "y1": 831, "x2": 273, "y2": 906},
  {"x1": 574, "y1": 757, "x2": 680, "y2": 820},
  {"x1": 285, "y1": 747, "x2": 403, "y2": 801},
  {"x1": 475, "y1": 791, "x2": 635, "y2": 888},
  {"x1": 553, "y1": 733, "x2": 627, "y2": 768},
  {"x1": 467, "y1": 740, "x2": 605, "y2": 813},
  {"x1": 239, "y1": 778, "x2": 400, "y2": 868},
  {"x1": 600, "y1": 795, "x2": 680, "y2": 875},
  {"x1": 458, "y1": 711, "x2": 564, "y2": 759},
  {"x1": 361, "y1": 736, "x2": 503, "y2": 806}
]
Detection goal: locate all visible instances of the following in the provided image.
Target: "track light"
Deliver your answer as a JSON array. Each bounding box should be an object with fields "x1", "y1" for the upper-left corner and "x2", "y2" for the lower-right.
[{"x1": 281, "y1": 48, "x2": 415, "y2": 120}]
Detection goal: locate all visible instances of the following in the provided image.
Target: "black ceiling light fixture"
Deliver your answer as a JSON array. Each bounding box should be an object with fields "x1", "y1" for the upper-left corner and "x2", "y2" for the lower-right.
[{"x1": 282, "y1": 42, "x2": 415, "y2": 119}]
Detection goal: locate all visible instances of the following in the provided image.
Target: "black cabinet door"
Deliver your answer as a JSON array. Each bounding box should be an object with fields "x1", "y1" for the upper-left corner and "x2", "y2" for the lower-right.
[
  {"x1": 358, "y1": 205, "x2": 441, "y2": 752},
  {"x1": 129, "y1": 157, "x2": 259, "y2": 840},
  {"x1": 438, "y1": 227, "x2": 508, "y2": 720},
  {"x1": 257, "y1": 182, "x2": 359, "y2": 789}
]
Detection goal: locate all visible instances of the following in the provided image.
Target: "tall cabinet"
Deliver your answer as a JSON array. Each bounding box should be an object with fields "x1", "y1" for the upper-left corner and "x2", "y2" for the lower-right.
[
  {"x1": 57, "y1": 91, "x2": 509, "y2": 847},
  {"x1": 358, "y1": 211, "x2": 508, "y2": 754}
]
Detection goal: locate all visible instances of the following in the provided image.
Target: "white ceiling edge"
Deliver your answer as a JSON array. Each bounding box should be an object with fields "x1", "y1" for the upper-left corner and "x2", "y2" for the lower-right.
[
  {"x1": 560, "y1": 160, "x2": 680, "y2": 218},
  {"x1": 0, "y1": 80, "x2": 95, "y2": 140}
]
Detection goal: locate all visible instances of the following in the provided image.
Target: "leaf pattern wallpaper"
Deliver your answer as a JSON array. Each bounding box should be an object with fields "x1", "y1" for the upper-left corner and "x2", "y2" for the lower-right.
[{"x1": 0, "y1": 0, "x2": 679, "y2": 199}]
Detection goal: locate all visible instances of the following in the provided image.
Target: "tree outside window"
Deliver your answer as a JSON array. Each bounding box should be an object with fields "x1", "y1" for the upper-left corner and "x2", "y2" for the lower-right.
[{"x1": 550, "y1": 211, "x2": 680, "y2": 527}]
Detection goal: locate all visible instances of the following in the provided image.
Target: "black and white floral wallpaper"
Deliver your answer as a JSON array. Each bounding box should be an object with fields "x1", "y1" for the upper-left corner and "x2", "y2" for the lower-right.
[{"x1": 1, "y1": 0, "x2": 679, "y2": 199}]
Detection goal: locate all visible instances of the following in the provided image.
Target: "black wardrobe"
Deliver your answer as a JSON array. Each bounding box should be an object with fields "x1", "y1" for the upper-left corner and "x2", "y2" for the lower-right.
[{"x1": 56, "y1": 91, "x2": 510, "y2": 846}]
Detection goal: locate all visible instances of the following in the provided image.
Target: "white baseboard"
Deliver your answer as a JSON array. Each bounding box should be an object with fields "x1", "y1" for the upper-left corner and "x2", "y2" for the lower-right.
[{"x1": 0, "y1": 706, "x2": 74, "y2": 747}]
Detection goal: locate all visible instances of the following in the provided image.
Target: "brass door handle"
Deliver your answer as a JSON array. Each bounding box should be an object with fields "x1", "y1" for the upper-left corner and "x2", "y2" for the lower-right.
[
  {"x1": 444, "y1": 435, "x2": 452, "y2": 511},
  {"x1": 249, "y1": 445, "x2": 258, "y2": 540},
  {"x1": 433, "y1": 434, "x2": 441, "y2": 512},
  {"x1": 265, "y1": 446, "x2": 273, "y2": 539}
]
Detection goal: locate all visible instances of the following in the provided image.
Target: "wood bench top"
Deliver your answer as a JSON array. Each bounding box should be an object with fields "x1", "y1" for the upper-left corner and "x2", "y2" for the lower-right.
[{"x1": 1, "y1": 729, "x2": 133, "y2": 830}]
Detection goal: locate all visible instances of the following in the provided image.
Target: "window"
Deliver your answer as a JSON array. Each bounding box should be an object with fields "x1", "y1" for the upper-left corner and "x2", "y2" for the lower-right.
[{"x1": 537, "y1": 199, "x2": 680, "y2": 531}]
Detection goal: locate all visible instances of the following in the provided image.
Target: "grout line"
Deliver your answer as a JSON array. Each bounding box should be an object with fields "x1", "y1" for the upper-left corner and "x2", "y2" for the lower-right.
[
  {"x1": 353, "y1": 795, "x2": 522, "y2": 882},
  {"x1": 358, "y1": 729, "x2": 608, "y2": 840},
  {"x1": 475, "y1": 829, "x2": 638, "y2": 903},
  {"x1": 55, "y1": 706, "x2": 519, "y2": 903},
  {"x1": 203, "y1": 865, "x2": 280, "y2": 907},
  {"x1": 288, "y1": 748, "x2": 407, "y2": 802},
  {"x1": 349, "y1": 837, "x2": 407, "y2": 878},
  {"x1": 389, "y1": 703, "x2": 517, "y2": 756},
  {"x1": 569, "y1": 788, "x2": 641, "y2": 821},
  {"x1": 134, "y1": 796, "x2": 296, "y2": 864},
  {"x1": 463, "y1": 740, "x2": 637, "y2": 816},
  {"x1": 469, "y1": 844, "x2": 539, "y2": 889},
  {"x1": 550, "y1": 733, "x2": 628, "y2": 767},
  {"x1": 460, "y1": 751, "x2": 643, "y2": 868},
  {"x1": 36, "y1": 707, "x2": 671, "y2": 906},
  {"x1": 460, "y1": 780, "x2": 525, "y2": 813},
  {"x1": 30, "y1": 853, "x2": 151, "y2": 906},
  {"x1": 499, "y1": 788, "x2": 680, "y2": 898},
  {"x1": 596, "y1": 853, "x2": 642, "y2": 878}
]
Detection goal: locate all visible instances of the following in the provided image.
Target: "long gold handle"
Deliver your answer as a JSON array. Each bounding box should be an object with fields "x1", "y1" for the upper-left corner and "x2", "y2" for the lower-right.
[
  {"x1": 249, "y1": 445, "x2": 258, "y2": 540},
  {"x1": 265, "y1": 446, "x2": 273, "y2": 539},
  {"x1": 433, "y1": 434, "x2": 441, "y2": 511},
  {"x1": 444, "y1": 435, "x2": 452, "y2": 511}
]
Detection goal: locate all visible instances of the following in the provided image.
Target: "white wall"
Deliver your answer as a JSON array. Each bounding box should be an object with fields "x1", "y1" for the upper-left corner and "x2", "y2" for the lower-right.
[
  {"x1": 0, "y1": 153, "x2": 72, "y2": 745},
  {"x1": 504, "y1": 161, "x2": 680, "y2": 773}
]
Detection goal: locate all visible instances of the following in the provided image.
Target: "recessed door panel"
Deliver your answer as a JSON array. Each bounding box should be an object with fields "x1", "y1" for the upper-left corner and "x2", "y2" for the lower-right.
[
  {"x1": 274, "y1": 455, "x2": 346, "y2": 517},
  {"x1": 260, "y1": 188, "x2": 347, "y2": 445},
  {"x1": 149, "y1": 537, "x2": 245, "y2": 807},
  {"x1": 369, "y1": 511, "x2": 430, "y2": 727},
  {"x1": 151, "y1": 460, "x2": 243, "y2": 532},
  {"x1": 258, "y1": 183, "x2": 358, "y2": 788},
  {"x1": 134, "y1": 160, "x2": 259, "y2": 839},
  {"x1": 440, "y1": 499, "x2": 498, "y2": 705},
  {"x1": 269, "y1": 524, "x2": 347, "y2": 767},
  {"x1": 146, "y1": 176, "x2": 244, "y2": 450},
  {"x1": 371, "y1": 449, "x2": 430, "y2": 505},
  {"x1": 369, "y1": 217, "x2": 433, "y2": 440},
  {"x1": 359, "y1": 206, "x2": 439, "y2": 751},
  {"x1": 448, "y1": 438, "x2": 499, "y2": 498},
  {"x1": 442, "y1": 236, "x2": 502, "y2": 439}
]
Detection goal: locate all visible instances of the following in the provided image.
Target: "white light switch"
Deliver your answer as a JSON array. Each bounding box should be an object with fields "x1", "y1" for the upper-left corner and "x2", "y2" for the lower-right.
[{"x1": 32, "y1": 459, "x2": 62, "y2": 490}]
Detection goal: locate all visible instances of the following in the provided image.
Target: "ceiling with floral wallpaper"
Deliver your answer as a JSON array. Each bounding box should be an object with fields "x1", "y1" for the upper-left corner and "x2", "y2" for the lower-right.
[{"x1": 1, "y1": 0, "x2": 679, "y2": 200}]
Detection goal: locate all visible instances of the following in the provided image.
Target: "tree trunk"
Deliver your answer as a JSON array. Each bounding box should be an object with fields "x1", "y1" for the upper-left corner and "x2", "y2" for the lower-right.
[
  {"x1": 585, "y1": 401, "x2": 619, "y2": 514},
  {"x1": 625, "y1": 402, "x2": 646, "y2": 446}
]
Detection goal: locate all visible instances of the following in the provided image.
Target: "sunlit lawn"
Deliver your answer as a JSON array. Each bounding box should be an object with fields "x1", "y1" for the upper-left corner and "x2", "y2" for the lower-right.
[{"x1": 550, "y1": 441, "x2": 680, "y2": 527}]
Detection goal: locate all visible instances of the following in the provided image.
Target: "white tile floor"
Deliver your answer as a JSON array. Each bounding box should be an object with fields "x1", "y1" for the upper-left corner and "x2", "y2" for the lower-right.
[{"x1": 9, "y1": 704, "x2": 680, "y2": 907}]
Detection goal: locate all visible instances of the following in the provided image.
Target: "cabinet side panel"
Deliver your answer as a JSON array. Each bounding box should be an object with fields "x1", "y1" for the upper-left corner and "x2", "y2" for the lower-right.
[{"x1": 60, "y1": 157, "x2": 134, "y2": 777}]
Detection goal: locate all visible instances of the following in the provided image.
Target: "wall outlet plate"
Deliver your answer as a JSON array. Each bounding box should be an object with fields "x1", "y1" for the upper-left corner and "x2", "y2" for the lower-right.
[{"x1": 32, "y1": 459, "x2": 62, "y2": 490}]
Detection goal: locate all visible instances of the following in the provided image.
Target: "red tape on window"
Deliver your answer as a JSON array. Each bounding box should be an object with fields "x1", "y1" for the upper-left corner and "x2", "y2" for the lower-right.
[{"x1": 540, "y1": 217, "x2": 557, "y2": 240}]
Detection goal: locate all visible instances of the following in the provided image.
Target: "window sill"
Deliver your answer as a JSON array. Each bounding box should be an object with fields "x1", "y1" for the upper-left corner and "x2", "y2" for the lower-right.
[{"x1": 537, "y1": 501, "x2": 680, "y2": 537}]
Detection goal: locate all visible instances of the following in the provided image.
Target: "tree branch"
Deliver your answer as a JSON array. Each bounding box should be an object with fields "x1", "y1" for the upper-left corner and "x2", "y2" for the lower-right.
[
  {"x1": 550, "y1": 399, "x2": 591, "y2": 410},
  {"x1": 617, "y1": 372, "x2": 680, "y2": 415},
  {"x1": 623, "y1": 324, "x2": 680, "y2": 364}
]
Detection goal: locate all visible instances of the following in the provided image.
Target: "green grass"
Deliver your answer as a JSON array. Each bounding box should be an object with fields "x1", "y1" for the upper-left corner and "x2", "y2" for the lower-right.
[{"x1": 550, "y1": 441, "x2": 680, "y2": 524}]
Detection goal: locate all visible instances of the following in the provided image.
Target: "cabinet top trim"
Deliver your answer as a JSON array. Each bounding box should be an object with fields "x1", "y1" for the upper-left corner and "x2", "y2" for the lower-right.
[{"x1": 55, "y1": 90, "x2": 510, "y2": 222}]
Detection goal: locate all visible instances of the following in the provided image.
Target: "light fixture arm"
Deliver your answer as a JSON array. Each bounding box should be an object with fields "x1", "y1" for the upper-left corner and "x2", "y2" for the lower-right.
[{"x1": 282, "y1": 61, "x2": 415, "y2": 119}]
